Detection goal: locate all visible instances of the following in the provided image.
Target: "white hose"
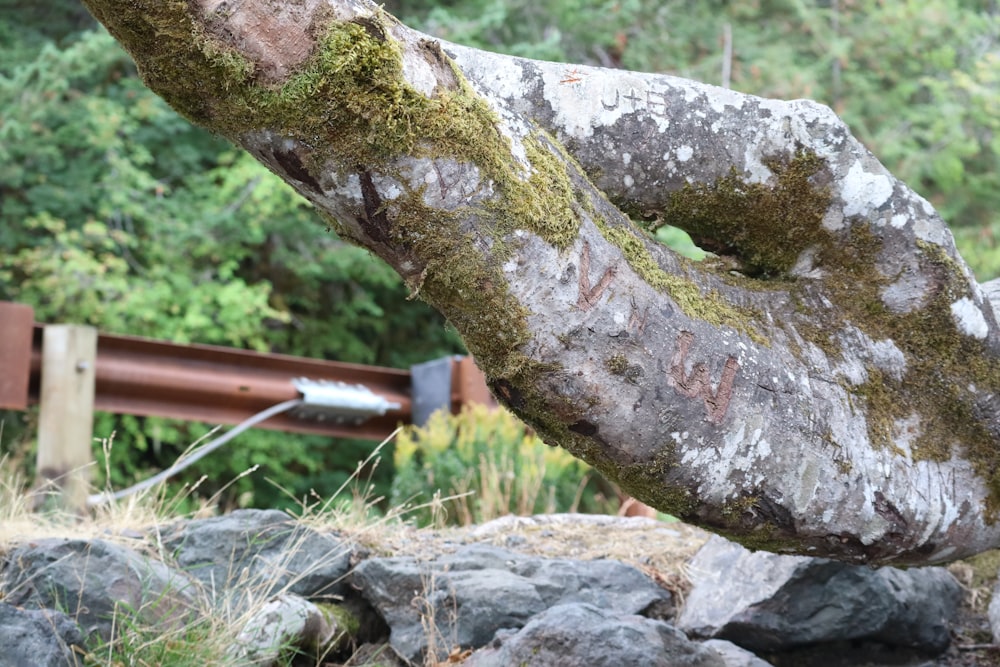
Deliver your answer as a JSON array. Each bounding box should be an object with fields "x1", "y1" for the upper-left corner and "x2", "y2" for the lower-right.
[{"x1": 86, "y1": 398, "x2": 304, "y2": 507}]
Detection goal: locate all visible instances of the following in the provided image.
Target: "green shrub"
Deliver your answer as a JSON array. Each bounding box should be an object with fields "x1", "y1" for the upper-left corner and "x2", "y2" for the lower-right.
[
  {"x1": 390, "y1": 405, "x2": 616, "y2": 526},
  {"x1": 0, "y1": 22, "x2": 462, "y2": 510}
]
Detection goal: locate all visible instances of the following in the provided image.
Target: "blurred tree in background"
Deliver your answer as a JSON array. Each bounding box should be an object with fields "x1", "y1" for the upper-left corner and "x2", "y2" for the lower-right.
[{"x1": 1, "y1": 0, "x2": 996, "y2": 510}]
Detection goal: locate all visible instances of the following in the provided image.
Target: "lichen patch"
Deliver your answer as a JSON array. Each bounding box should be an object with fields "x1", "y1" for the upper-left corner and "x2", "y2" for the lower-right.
[
  {"x1": 840, "y1": 160, "x2": 894, "y2": 217},
  {"x1": 951, "y1": 297, "x2": 990, "y2": 339}
]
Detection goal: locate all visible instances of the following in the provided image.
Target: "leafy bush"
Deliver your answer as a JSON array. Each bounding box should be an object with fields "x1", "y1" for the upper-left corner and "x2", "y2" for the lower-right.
[
  {"x1": 391, "y1": 405, "x2": 616, "y2": 526},
  {"x1": 0, "y1": 19, "x2": 462, "y2": 509}
]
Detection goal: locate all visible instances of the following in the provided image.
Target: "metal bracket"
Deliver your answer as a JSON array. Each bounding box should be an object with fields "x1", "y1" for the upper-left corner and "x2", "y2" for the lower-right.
[
  {"x1": 410, "y1": 356, "x2": 456, "y2": 426},
  {"x1": 291, "y1": 377, "x2": 401, "y2": 425}
]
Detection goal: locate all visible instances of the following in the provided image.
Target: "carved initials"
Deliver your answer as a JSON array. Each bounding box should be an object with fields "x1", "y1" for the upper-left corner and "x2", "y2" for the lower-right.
[
  {"x1": 597, "y1": 87, "x2": 671, "y2": 117},
  {"x1": 667, "y1": 331, "x2": 740, "y2": 424},
  {"x1": 576, "y1": 240, "x2": 617, "y2": 311},
  {"x1": 646, "y1": 89, "x2": 670, "y2": 117},
  {"x1": 601, "y1": 89, "x2": 620, "y2": 110},
  {"x1": 623, "y1": 89, "x2": 642, "y2": 109}
]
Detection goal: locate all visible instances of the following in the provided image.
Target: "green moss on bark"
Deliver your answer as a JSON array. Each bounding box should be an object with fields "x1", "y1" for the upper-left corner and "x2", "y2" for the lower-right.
[
  {"x1": 656, "y1": 150, "x2": 832, "y2": 278},
  {"x1": 595, "y1": 221, "x2": 766, "y2": 343},
  {"x1": 603, "y1": 444, "x2": 699, "y2": 520},
  {"x1": 802, "y1": 226, "x2": 1000, "y2": 516}
]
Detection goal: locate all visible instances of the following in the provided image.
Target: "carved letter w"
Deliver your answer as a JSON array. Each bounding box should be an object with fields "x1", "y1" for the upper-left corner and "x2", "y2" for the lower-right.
[{"x1": 667, "y1": 331, "x2": 740, "y2": 424}]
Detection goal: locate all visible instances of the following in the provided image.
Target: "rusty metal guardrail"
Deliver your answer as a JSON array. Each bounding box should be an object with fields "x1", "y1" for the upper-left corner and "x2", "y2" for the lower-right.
[
  {"x1": 1, "y1": 301, "x2": 492, "y2": 440},
  {"x1": 1, "y1": 301, "x2": 495, "y2": 512}
]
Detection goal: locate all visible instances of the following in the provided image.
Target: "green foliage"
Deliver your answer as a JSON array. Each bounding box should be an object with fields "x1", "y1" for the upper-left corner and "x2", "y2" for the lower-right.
[
  {"x1": 828, "y1": 0, "x2": 999, "y2": 273},
  {"x1": 2, "y1": 0, "x2": 997, "y2": 512},
  {"x1": 4, "y1": 212, "x2": 284, "y2": 349},
  {"x1": 654, "y1": 225, "x2": 707, "y2": 262},
  {"x1": 391, "y1": 405, "x2": 616, "y2": 526},
  {"x1": 91, "y1": 417, "x2": 350, "y2": 514},
  {"x1": 399, "y1": 0, "x2": 639, "y2": 63},
  {"x1": 0, "y1": 22, "x2": 461, "y2": 509},
  {"x1": 84, "y1": 613, "x2": 220, "y2": 667}
]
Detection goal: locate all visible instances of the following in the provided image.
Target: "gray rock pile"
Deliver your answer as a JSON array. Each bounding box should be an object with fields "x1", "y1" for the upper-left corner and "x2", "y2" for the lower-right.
[
  {"x1": 0, "y1": 510, "x2": 964, "y2": 667},
  {"x1": 679, "y1": 536, "x2": 963, "y2": 666}
]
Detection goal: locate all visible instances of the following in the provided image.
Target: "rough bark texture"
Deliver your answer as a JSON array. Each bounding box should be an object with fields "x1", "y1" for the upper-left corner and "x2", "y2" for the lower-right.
[{"x1": 80, "y1": 0, "x2": 1000, "y2": 564}]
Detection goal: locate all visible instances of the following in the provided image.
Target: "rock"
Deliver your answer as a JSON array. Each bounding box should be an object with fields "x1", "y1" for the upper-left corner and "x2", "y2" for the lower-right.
[
  {"x1": 160, "y1": 508, "x2": 356, "y2": 604},
  {"x1": 463, "y1": 602, "x2": 724, "y2": 667},
  {"x1": 678, "y1": 535, "x2": 962, "y2": 660},
  {"x1": 0, "y1": 602, "x2": 85, "y2": 667},
  {"x1": 351, "y1": 543, "x2": 674, "y2": 664},
  {"x1": 342, "y1": 642, "x2": 409, "y2": 667},
  {"x1": 226, "y1": 593, "x2": 357, "y2": 667},
  {"x1": 989, "y1": 577, "x2": 1000, "y2": 643},
  {"x1": 0, "y1": 514, "x2": 970, "y2": 667},
  {"x1": 702, "y1": 639, "x2": 775, "y2": 667},
  {"x1": 0, "y1": 537, "x2": 199, "y2": 643}
]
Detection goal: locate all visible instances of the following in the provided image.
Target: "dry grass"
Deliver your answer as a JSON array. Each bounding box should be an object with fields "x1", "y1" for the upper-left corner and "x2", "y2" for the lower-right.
[
  {"x1": 0, "y1": 465, "x2": 215, "y2": 554},
  {"x1": 0, "y1": 429, "x2": 710, "y2": 667},
  {"x1": 0, "y1": 430, "x2": 520, "y2": 666},
  {"x1": 449, "y1": 451, "x2": 548, "y2": 525},
  {"x1": 0, "y1": 433, "x2": 399, "y2": 667},
  {"x1": 372, "y1": 512, "x2": 709, "y2": 593}
]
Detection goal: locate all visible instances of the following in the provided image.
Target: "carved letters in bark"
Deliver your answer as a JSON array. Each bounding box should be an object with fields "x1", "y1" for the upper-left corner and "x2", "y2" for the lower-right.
[
  {"x1": 667, "y1": 331, "x2": 740, "y2": 424},
  {"x1": 576, "y1": 240, "x2": 617, "y2": 311},
  {"x1": 599, "y1": 88, "x2": 672, "y2": 117}
]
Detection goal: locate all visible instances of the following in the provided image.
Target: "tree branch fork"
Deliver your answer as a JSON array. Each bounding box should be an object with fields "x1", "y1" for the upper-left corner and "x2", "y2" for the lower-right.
[{"x1": 81, "y1": 0, "x2": 1000, "y2": 564}]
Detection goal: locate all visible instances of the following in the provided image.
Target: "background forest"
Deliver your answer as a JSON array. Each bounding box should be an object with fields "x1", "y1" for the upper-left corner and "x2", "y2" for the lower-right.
[{"x1": 1, "y1": 0, "x2": 998, "y2": 514}]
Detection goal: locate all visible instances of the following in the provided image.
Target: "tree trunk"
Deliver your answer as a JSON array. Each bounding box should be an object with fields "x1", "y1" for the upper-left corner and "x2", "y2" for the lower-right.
[{"x1": 81, "y1": 0, "x2": 1000, "y2": 564}]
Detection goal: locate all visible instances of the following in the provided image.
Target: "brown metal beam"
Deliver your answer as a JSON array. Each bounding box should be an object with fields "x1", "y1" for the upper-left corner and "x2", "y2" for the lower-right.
[
  {"x1": 3, "y1": 301, "x2": 495, "y2": 441},
  {"x1": 26, "y1": 326, "x2": 415, "y2": 440},
  {"x1": 452, "y1": 355, "x2": 496, "y2": 411},
  {"x1": 2, "y1": 301, "x2": 502, "y2": 514},
  {"x1": 0, "y1": 302, "x2": 34, "y2": 410}
]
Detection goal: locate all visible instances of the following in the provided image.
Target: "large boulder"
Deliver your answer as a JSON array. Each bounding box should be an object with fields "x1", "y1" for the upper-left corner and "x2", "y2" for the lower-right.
[
  {"x1": 160, "y1": 508, "x2": 357, "y2": 604},
  {"x1": 0, "y1": 537, "x2": 199, "y2": 644},
  {"x1": 0, "y1": 602, "x2": 85, "y2": 667},
  {"x1": 678, "y1": 535, "x2": 962, "y2": 661},
  {"x1": 351, "y1": 543, "x2": 674, "y2": 664},
  {"x1": 463, "y1": 602, "x2": 725, "y2": 667}
]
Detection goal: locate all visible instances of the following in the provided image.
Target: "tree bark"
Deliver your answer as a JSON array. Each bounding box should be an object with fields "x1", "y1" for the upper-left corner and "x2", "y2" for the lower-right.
[{"x1": 81, "y1": 0, "x2": 1000, "y2": 564}]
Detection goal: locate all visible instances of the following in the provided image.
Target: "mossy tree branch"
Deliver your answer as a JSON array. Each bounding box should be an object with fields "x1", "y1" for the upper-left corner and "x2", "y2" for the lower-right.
[{"x1": 80, "y1": 0, "x2": 1000, "y2": 565}]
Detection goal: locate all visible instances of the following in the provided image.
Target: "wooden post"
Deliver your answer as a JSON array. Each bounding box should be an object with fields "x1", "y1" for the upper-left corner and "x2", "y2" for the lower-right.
[{"x1": 34, "y1": 324, "x2": 97, "y2": 514}]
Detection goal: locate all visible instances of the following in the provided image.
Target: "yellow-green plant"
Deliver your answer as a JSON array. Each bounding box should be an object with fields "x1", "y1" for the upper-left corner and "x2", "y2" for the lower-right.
[{"x1": 390, "y1": 405, "x2": 616, "y2": 526}]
